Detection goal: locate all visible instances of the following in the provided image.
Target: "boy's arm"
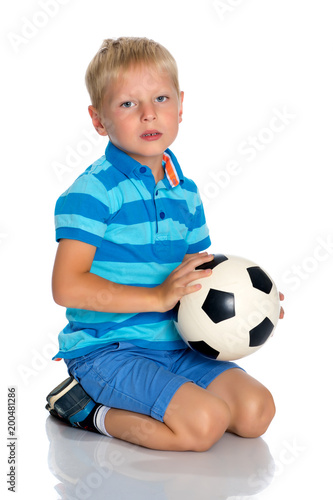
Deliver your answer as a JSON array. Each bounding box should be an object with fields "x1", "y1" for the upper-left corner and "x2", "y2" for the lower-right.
[{"x1": 52, "y1": 239, "x2": 213, "y2": 314}]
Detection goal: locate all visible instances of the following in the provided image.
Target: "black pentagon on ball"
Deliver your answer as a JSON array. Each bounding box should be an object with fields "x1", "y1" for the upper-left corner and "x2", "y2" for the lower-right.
[
  {"x1": 247, "y1": 266, "x2": 273, "y2": 294},
  {"x1": 188, "y1": 340, "x2": 220, "y2": 360},
  {"x1": 173, "y1": 301, "x2": 180, "y2": 322},
  {"x1": 196, "y1": 254, "x2": 228, "y2": 271},
  {"x1": 249, "y1": 317, "x2": 274, "y2": 347},
  {"x1": 202, "y1": 289, "x2": 235, "y2": 323}
]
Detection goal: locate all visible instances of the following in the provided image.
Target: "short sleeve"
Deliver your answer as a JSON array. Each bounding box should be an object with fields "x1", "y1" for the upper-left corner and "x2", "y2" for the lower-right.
[
  {"x1": 55, "y1": 172, "x2": 111, "y2": 248},
  {"x1": 185, "y1": 187, "x2": 211, "y2": 253}
]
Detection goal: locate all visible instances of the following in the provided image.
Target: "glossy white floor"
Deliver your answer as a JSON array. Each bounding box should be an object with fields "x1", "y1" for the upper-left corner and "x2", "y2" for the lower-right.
[
  {"x1": 6, "y1": 292, "x2": 332, "y2": 500},
  {"x1": 2, "y1": 0, "x2": 333, "y2": 498}
]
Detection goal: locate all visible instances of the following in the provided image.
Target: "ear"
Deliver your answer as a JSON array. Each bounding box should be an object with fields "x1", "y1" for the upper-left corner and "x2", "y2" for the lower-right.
[
  {"x1": 88, "y1": 105, "x2": 108, "y2": 136},
  {"x1": 178, "y1": 91, "x2": 184, "y2": 124}
]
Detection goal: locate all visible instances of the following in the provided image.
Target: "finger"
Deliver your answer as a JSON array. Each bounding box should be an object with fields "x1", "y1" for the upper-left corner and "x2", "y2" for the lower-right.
[
  {"x1": 174, "y1": 253, "x2": 213, "y2": 277},
  {"x1": 182, "y1": 252, "x2": 207, "y2": 262},
  {"x1": 180, "y1": 282, "x2": 202, "y2": 296},
  {"x1": 183, "y1": 252, "x2": 214, "y2": 271},
  {"x1": 279, "y1": 306, "x2": 284, "y2": 319},
  {"x1": 279, "y1": 292, "x2": 284, "y2": 301},
  {"x1": 182, "y1": 267, "x2": 212, "y2": 286}
]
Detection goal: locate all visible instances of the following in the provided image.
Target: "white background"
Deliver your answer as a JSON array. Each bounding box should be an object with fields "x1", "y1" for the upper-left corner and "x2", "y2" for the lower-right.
[{"x1": 1, "y1": 0, "x2": 332, "y2": 498}]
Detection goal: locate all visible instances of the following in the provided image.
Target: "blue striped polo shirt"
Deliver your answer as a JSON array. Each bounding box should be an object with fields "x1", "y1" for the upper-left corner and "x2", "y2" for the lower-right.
[{"x1": 54, "y1": 141, "x2": 211, "y2": 359}]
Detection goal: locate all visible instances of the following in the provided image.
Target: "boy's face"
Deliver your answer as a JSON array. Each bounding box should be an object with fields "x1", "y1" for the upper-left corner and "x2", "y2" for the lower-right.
[{"x1": 89, "y1": 64, "x2": 184, "y2": 172}]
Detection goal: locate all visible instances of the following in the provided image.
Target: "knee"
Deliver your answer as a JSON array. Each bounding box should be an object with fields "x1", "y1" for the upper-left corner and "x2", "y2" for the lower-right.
[
  {"x1": 186, "y1": 400, "x2": 231, "y2": 452},
  {"x1": 235, "y1": 388, "x2": 276, "y2": 438}
]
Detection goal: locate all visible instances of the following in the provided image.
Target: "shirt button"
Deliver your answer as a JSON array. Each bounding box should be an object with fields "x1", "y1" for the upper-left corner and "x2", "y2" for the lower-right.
[
  {"x1": 139, "y1": 167, "x2": 146, "y2": 174},
  {"x1": 155, "y1": 190, "x2": 159, "y2": 196},
  {"x1": 160, "y1": 211, "x2": 165, "y2": 219}
]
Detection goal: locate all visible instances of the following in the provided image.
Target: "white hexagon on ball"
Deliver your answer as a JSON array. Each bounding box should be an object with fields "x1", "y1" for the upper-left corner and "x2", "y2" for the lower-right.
[{"x1": 174, "y1": 254, "x2": 280, "y2": 361}]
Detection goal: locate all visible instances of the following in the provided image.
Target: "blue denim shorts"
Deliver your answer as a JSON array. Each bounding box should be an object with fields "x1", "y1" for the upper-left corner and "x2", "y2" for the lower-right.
[{"x1": 65, "y1": 343, "x2": 241, "y2": 422}]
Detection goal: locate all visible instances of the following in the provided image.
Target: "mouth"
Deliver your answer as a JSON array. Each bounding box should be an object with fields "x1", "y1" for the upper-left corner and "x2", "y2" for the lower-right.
[{"x1": 140, "y1": 130, "x2": 162, "y2": 141}]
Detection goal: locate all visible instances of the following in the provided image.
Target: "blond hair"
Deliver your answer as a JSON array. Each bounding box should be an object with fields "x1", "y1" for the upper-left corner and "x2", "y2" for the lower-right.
[{"x1": 85, "y1": 37, "x2": 180, "y2": 113}]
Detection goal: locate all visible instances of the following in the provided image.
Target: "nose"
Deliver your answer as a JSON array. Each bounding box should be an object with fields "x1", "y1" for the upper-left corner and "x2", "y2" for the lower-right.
[{"x1": 141, "y1": 102, "x2": 156, "y2": 122}]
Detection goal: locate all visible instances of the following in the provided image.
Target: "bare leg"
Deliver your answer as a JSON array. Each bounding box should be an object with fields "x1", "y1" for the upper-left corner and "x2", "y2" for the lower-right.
[
  {"x1": 103, "y1": 369, "x2": 275, "y2": 451},
  {"x1": 104, "y1": 382, "x2": 231, "y2": 451},
  {"x1": 206, "y1": 368, "x2": 276, "y2": 438}
]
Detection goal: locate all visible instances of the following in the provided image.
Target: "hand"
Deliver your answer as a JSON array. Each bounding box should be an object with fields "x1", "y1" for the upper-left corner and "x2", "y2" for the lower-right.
[
  {"x1": 279, "y1": 292, "x2": 285, "y2": 319},
  {"x1": 155, "y1": 252, "x2": 214, "y2": 312}
]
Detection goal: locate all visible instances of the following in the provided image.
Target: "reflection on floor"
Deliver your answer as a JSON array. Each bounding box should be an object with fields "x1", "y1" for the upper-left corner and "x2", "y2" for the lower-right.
[{"x1": 46, "y1": 416, "x2": 275, "y2": 499}]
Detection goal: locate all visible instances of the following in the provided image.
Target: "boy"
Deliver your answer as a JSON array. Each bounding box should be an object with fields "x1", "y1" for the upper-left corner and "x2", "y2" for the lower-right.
[{"x1": 46, "y1": 37, "x2": 280, "y2": 451}]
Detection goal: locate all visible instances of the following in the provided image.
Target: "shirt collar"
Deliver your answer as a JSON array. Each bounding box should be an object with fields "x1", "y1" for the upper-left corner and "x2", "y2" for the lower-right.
[
  {"x1": 105, "y1": 141, "x2": 137, "y2": 177},
  {"x1": 105, "y1": 141, "x2": 184, "y2": 189}
]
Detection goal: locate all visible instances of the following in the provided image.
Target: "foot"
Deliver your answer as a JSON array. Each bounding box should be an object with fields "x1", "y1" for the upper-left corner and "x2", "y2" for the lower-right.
[{"x1": 45, "y1": 376, "x2": 100, "y2": 433}]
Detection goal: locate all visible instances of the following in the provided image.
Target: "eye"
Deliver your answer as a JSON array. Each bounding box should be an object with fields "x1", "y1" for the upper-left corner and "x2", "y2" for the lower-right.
[
  {"x1": 155, "y1": 96, "x2": 168, "y2": 103},
  {"x1": 121, "y1": 101, "x2": 135, "y2": 108}
]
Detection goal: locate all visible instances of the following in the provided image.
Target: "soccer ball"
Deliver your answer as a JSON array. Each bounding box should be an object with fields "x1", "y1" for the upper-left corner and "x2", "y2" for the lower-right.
[{"x1": 174, "y1": 254, "x2": 280, "y2": 361}]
